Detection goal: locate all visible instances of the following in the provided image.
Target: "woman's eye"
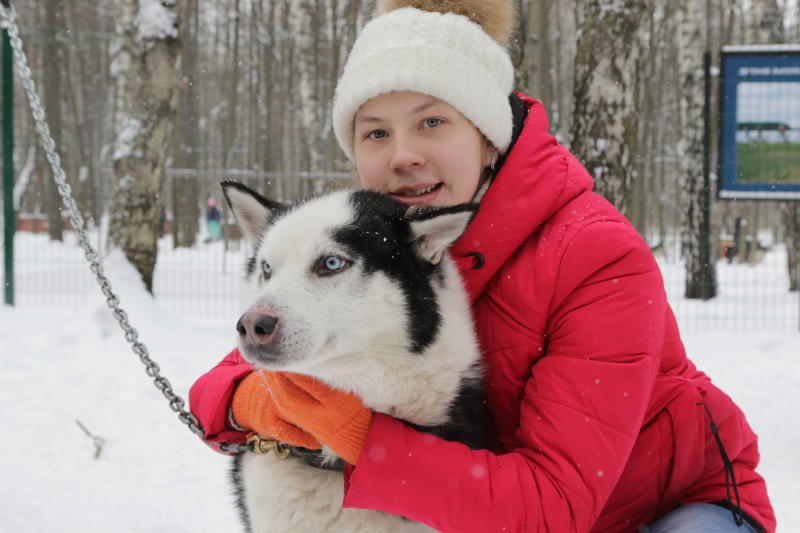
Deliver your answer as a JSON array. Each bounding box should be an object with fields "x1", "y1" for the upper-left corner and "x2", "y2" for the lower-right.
[
  {"x1": 422, "y1": 117, "x2": 443, "y2": 129},
  {"x1": 366, "y1": 129, "x2": 388, "y2": 140},
  {"x1": 314, "y1": 255, "x2": 351, "y2": 276},
  {"x1": 262, "y1": 261, "x2": 272, "y2": 278}
]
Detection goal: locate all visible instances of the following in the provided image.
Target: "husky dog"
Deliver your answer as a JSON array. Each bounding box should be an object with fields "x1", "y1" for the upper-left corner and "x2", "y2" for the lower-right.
[{"x1": 222, "y1": 181, "x2": 488, "y2": 533}]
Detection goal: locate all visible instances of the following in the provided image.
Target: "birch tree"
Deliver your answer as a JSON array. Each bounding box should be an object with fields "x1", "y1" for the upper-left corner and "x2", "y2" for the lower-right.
[
  {"x1": 63, "y1": 0, "x2": 104, "y2": 226},
  {"x1": 108, "y1": 0, "x2": 181, "y2": 291},
  {"x1": 290, "y1": 0, "x2": 326, "y2": 174},
  {"x1": 677, "y1": 0, "x2": 717, "y2": 299},
  {"x1": 221, "y1": 0, "x2": 241, "y2": 169},
  {"x1": 746, "y1": 0, "x2": 785, "y2": 43},
  {"x1": 512, "y1": 0, "x2": 554, "y2": 113},
  {"x1": 628, "y1": 2, "x2": 673, "y2": 238},
  {"x1": 786, "y1": 202, "x2": 800, "y2": 291},
  {"x1": 550, "y1": 0, "x2": 578, "y2": 138},
  {"x1": 43, "y1": 0, "x2": 65, "y2": 241},
  {"x1": 570, "y1": 0, "x2": 653, "y2": 216},
  {"x1": 172, "y1": 0, "x2": 199, "y2": 248}
]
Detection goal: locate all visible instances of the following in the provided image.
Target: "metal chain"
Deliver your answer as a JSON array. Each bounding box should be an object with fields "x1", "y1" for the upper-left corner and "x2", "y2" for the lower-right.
[{"x1": 0, "y1": 5, "x2": 250, "y2": 451}]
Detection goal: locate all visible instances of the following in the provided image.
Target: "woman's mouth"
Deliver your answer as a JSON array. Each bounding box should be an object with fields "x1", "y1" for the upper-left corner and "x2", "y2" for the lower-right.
[{"x1": 389, "y1": 182, "x2": 443, "y2": 204}]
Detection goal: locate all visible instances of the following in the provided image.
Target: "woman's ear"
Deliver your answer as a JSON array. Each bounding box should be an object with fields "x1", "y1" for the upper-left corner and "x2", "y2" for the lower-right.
[{"x1": 482, "y1": 140, "x2": 499, "y2": 168}]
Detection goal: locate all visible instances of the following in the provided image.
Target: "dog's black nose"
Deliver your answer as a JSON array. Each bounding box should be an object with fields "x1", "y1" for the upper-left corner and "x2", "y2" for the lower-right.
[
  {"x1": 253, "y1": 315, "x2": 278, "y2": 336},
  {"x1": 237, "y1": 309, "x2": 279, "y2": 344}
]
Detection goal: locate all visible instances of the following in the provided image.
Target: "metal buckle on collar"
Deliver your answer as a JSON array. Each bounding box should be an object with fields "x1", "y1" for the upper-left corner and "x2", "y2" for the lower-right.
[{"x1": 246, "y1": 434, "x2": 291, "y2": 459}]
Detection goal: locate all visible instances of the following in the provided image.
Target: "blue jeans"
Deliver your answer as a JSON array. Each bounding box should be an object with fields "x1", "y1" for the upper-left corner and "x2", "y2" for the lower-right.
[{"x1": 642, "y1": 503, "x2": 759, "y2": 533}]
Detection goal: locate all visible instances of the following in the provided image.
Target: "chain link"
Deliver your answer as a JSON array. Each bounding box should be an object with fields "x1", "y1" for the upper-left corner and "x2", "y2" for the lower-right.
[{"x1": 0, "y1": 5, "x2": 222, "y2": 445}]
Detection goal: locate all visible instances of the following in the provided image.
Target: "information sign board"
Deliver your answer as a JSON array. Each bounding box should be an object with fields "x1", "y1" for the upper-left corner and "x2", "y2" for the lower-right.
[{"x1": 719, "y1": 45, "x2": 800, "y2": 200}]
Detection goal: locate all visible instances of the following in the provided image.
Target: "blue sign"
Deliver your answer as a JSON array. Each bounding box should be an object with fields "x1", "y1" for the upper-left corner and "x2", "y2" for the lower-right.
[{"x1": 719, "y1": 45, "x2": 800, "y2": 200}]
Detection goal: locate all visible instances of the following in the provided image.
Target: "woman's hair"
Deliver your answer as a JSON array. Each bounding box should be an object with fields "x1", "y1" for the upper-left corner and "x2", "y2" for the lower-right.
[{"x1": 332, "y1": 0, "x2": 517, "y2": 161}]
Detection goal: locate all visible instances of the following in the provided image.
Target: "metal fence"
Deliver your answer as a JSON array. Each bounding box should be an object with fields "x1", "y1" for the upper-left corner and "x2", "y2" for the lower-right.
[
  {"x1": 656, "y1": 236, "x2": 799, "y2": 332},
  {"x1": 4, "y1": 169, "x2": 800, "y2": 333},
  {"x1": 8, "y1": 169, "x2": 354, "y2": 321}
]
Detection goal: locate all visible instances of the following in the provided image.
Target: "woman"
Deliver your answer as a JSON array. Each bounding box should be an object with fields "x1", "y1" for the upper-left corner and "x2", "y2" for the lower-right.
[{"x1": 189, "y1": 1, "x2": 775, "y2": 531}]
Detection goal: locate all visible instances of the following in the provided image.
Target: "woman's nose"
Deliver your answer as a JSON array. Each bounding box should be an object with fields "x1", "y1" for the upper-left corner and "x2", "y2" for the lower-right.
[{"x1": 389, "y1": 136, "x2": 425, "y2": 171}]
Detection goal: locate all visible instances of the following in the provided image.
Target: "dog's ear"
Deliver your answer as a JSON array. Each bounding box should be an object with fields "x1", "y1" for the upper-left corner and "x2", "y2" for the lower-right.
[
  {"x1": 221, "y1": 181, "x2": 289, "y2": 247},
  {"x1": 405, "y1": 204, "x2": 478, "y2": 265}
]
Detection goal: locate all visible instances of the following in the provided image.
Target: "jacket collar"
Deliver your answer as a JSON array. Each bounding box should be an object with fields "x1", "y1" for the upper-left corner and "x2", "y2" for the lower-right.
[{"x1": 450, "y1": 93, "x2": 594, "y2": 303}]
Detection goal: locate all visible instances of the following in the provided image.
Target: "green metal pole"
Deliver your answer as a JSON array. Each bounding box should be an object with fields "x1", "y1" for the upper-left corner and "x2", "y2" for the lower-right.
[{"x1": 2, "y1": 22, "x2": 14, "y2": 306}]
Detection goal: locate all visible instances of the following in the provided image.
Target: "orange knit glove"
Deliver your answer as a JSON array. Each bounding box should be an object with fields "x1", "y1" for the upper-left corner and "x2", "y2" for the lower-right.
[
  {"x1": 263, "y1": 372, "x2": 373, "y2": 465},
  {"x1": 232, "y1": 371, "x2": 321, "y2": 450}
]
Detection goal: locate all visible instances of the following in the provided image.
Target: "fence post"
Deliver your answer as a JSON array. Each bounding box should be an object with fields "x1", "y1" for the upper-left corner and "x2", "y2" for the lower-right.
[{"x1": 2, "y1": 21, "x2": 14, "y2": 306}]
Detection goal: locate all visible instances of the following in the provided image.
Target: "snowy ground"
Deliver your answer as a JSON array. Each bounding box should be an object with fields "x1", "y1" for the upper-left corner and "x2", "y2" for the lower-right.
[{"x1": 1, "y1": 249, "x2": 798, "y2": 531}]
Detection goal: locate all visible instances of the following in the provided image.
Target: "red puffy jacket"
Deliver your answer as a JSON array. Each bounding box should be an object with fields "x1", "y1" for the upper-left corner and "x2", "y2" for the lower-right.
[{"x1": 190, "y1": 95, "x2": 775, "y2": 533}]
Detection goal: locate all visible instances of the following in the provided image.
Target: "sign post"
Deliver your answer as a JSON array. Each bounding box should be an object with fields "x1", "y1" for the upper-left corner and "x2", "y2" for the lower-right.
[{"x1": 2, "y1": 14, "x2": 13, "y2": 306}]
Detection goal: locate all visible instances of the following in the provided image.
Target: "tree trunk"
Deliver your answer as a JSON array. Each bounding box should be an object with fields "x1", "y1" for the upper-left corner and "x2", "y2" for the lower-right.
[
  {"x1": 108, "y1": 0, "x2": 181, "y2": 292},
  {"x1": 570, "y1": 0, "x2": 652, "y2": 216},
  {"x1": 677, "y1": 0, "x2": 717, "y2": 299},
  {"x1": 782, "y1": 204, "x2": 800, "y2": 291},
  {"x1": 551, "y1": 0, "x2": 577, "y2": 138},
  {"x1": 221, "y1": 0, "x2": 241, "y2": 169},
  {"x1": 746, "y1": 0, "x2": 784, "y2": 43},
  {"x1": 512, "y1": 0, "x2": 553, "y2": 112},
  {"x1": 172, "y1": 0, "x2": 199, "y2": 248},
  {"x1": 290, "y1": 0, "x2": 326, "y2": 174},
  {"x1": 258, "y1": 1, "x2": 278, "y2": 185},
  {"x1": 43, "y1": 0, "x2": 65, "y2": 241},
  {"x1": 62, "y1": 0, "x2": 98, "y2": 228}
]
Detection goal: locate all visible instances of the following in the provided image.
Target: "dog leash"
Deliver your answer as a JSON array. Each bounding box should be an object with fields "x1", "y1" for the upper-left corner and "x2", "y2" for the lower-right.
[
  {"x1": 0, "y1": 2, "x2": 217, "y2": 448},
  {"x1": 3, "y1": 2, "x2": 351, "y2": 468}
]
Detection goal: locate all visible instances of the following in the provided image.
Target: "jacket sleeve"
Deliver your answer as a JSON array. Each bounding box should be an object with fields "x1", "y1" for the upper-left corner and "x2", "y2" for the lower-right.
[
  {"x1": 342, "y1": 221, "x2": 665, "y2": 533},
  {"x1": 189, "y1": 347, "x2": 253, "y2": 446}
]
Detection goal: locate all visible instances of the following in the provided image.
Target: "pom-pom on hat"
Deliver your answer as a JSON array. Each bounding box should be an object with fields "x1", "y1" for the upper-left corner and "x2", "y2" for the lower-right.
[{"x1": 332, "y1": 0, "x2": 517, "y2": 162}]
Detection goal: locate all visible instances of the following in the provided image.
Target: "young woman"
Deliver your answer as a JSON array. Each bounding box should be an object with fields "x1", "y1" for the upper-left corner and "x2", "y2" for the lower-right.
[{"x1": 189, "y1": 1, "x2": 775, "y2": 531}]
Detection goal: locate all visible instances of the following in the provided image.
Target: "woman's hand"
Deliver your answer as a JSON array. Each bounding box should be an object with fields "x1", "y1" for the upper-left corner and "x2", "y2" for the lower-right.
[
  {"x1": 232, "y1": 371, "x2": 322, "y2": 450},
  {"x1": 262, "y1": 372, "x2": 374, "y2": 465}
]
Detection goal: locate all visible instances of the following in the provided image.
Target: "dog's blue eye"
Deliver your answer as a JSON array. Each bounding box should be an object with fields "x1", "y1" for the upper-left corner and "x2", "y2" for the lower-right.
[
  {"x1": 314, "y1": 255, "x2": 351, "y2": 277},
  {"x1": 262, "y1": 261, "x2": 272, "y2": 277},
  {"x1": 325, "y1": 256, "x2": 343, "y2": 271}
]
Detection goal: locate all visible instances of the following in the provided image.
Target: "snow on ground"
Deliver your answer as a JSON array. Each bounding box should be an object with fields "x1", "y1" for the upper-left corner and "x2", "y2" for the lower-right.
[
  {"x1": 0, "y1": 247, "x2": 798, "y2": 531},
  {"x1": 0, "y1": 251, "x2": 240, "y2": 531}
]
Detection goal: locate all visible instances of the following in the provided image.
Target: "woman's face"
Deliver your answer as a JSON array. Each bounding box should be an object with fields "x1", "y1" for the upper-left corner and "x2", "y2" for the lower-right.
[{"x1": 353, "y1": 91, "x2": 497, "y2": 207}]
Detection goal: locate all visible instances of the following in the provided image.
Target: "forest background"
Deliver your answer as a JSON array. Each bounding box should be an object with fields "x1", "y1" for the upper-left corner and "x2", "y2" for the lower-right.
[{"x1": 3, "y1": 0, "x2": 800, "y2": 308}]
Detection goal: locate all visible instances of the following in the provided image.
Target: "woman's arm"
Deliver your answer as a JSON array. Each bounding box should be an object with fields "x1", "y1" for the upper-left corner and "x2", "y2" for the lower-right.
[
  {"x1": 189, "y1": 347, "x2": 253, "y2": 446},
  {"x1": 343, "y1": 221, "x2": 666, "y2": 533}
]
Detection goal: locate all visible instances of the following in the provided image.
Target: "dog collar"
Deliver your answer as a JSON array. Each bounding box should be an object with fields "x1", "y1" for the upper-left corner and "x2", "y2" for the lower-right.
[{"x1": 246, "y1": 434, "x2": 344, "y2": 472}]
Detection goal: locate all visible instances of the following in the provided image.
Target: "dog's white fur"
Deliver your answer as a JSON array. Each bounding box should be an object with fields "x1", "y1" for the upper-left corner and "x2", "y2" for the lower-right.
[{"x1": 226, "y1": 187, "x2": 481, "y2": 532}]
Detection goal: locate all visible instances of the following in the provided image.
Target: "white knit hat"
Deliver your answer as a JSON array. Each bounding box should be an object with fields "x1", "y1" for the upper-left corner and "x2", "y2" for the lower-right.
[{"x1": 332, "y1": 4, "x2": 515, "y2": 161}]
